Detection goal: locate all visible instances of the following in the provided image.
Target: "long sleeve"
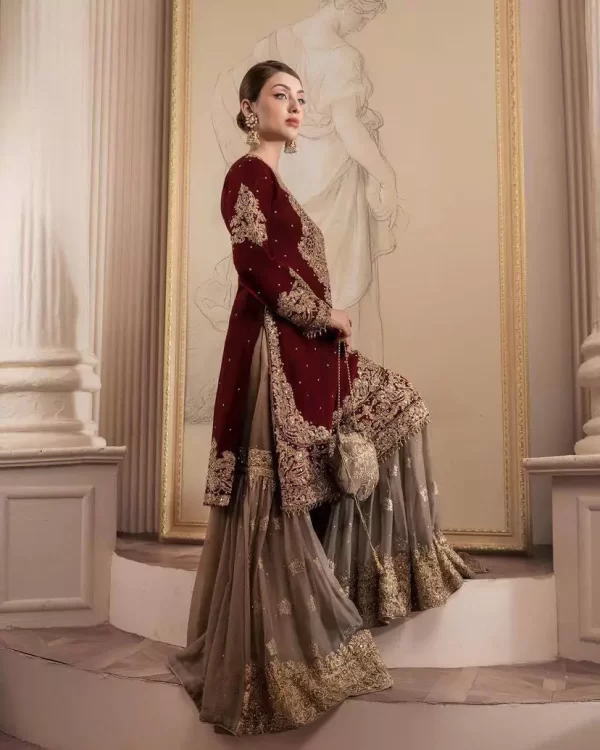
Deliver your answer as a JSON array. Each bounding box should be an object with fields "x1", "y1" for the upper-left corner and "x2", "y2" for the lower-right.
[{"x1": 221, "y1": 157, "x2": 332, "y2": 334}]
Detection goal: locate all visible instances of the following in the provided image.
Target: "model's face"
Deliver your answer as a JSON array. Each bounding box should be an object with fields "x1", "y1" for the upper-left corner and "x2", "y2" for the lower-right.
[{"x1": 242, "y1": 72, "x2": 306, "y2": 144}]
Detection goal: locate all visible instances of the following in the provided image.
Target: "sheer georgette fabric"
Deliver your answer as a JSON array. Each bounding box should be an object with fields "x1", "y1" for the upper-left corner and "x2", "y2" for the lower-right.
[
  {"x1": 169, "y1": 332, "x2": 392, "y2": 736},
  {"x1": 170, "y1": 330, "x2": 477, "y2": 734},
  {"x1": 319, "y1": 428, "x2": 475, "y2": 628}
]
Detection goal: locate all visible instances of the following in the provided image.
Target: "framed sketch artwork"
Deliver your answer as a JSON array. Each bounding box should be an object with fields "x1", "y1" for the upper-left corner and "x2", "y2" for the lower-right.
[{"x1": 161, "y1": 0, "x2": 529, "y2": 550}]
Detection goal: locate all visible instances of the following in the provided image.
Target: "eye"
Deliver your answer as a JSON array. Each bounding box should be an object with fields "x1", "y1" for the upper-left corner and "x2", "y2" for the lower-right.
[
  {"x1": 274, "y1": 92, "x2": 288, "y2": 100},
  {"x1": 298, "y1": 98, "x2": 306, "y2": 106}
]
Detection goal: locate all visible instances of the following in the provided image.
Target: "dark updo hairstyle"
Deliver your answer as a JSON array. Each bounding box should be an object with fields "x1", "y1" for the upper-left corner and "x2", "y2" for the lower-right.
[{"x1": 236, "y1": 60, "x2": 303, "y2": 133}]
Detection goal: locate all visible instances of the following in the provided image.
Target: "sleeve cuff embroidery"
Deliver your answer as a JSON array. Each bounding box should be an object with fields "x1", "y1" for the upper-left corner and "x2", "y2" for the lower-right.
[
  {"x1": 304, "y1": 299, "x2": 331, "y2": 337},
  {"x1": 277, "y1": 274, "x2": 331, "y2": 333}
]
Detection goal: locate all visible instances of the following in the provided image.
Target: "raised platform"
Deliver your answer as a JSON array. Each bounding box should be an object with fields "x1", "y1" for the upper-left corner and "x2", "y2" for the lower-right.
[
  {"x1": 110, "y1": 538, "x2": 558, "y2": 668},
  {"x1": 0, "y1": 540, "x2": 566, "y2": 748},
  {"x1": 0, "y1": 733, "x2": 39, "y2": 749},
  {"x1": 1, "y1": 624, "x2": 599, "y2": 750}
]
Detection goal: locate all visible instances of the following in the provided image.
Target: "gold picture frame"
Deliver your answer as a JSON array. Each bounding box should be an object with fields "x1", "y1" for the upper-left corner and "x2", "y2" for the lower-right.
[
  {"x1": 161, "y1": 0, "x2": 529, "y2": 550},
  {"x1": 445, "y1": 0, "x2": 530, "y2": 552}
]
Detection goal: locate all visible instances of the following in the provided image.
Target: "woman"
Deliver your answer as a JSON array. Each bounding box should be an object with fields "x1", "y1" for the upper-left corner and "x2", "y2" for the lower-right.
[
  {"x1": 170, "y1": 60, "x2": 474, "y2": 736},
  {"x1": 207, "y1": 0, "x2": 399, "y2": 364}
]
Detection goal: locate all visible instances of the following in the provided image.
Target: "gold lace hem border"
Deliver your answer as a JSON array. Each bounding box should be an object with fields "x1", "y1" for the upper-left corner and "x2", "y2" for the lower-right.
[{"x1": 203, "y1": 411, "x2": 431, "y2": 511}]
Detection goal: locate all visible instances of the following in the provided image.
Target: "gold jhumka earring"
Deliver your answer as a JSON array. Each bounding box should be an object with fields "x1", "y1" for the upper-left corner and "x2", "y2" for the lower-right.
[{"x1": 245, "y1": 112, "x2": 260, "y2": 147}]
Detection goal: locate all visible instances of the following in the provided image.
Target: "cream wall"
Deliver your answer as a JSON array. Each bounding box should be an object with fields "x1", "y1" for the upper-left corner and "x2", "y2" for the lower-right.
[{"x1": 521, "y1": 0, "x2": 573, "y2": 544}]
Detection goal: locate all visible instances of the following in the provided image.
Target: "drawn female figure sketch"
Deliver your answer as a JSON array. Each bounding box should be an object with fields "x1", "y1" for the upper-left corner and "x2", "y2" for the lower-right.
[{"x1": 191, "y1": 0, "x2": 401, "y2": 425}]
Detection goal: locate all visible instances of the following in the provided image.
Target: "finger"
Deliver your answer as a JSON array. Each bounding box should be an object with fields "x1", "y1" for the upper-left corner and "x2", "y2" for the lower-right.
[{"x1": 371, "y1": 205, "x2": 392, "y2": 221}]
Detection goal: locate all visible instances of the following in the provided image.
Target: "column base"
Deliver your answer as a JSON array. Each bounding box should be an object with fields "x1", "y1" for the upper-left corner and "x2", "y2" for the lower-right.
[
  {"x1": 0, "y1": 431, "x2": 107, "y2": 450},
  {"x1": 577, "y1": 331, "x2": 600, "y2": 455},
  {"x1": 0, "y1": 350, "x2": 103, "y2": 450},
  {"x1": 0, "y1": 446, "x2": 125, "y2": 629},
  {"x1": 575, "y1": 431, "x2": 600, "y2": 455}
]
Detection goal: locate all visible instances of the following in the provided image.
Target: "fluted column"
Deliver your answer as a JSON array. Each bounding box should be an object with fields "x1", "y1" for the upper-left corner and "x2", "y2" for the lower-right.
[
  {"x1": 90, "y1": 0, "x2": 171, "y2": 532},
  {"x1": 0, "y1": 0, "x2": 125, "y2": 633},
  {"x1": 575, "y1": 0, "x2": 600, "y2": 453},
  {"x1": 560, "y1": 0, "x2": 592, "y2": 440},
  {"x1": 0, "y1": 0, "x2": 104, "y2": 449}
]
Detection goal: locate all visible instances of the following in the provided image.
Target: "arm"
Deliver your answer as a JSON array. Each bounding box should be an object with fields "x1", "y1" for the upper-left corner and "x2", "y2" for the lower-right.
[
  {"x1": 331, "y1": 97, "x2": 395, "y2": 185},
  {"x1": 222, "y1": 160, "x2": 332, "y2": 334},
  {"x1": 332, "y1": 97, "x2": 398, "y2": 224}
]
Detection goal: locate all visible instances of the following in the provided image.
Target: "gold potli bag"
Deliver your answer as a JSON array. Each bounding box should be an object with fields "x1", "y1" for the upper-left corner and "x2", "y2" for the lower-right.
[
  {"x1": 331, "y1": 341, "x2": 379, "y2": 500},
  {"x1": 331, "y1": 341, "x2": 383, "y2": 572}
]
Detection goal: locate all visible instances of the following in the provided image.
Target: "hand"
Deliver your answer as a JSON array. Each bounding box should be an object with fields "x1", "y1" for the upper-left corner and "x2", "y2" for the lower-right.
[
  {"x1": 367, "y1": 175, "x2": 399, "y2": 226},
  {"x1": 329, "y1": 309, "x2": 352, "y2": 340},
  {"x1": 379, "y1": 181, "x2": 399, "y2": 226}
]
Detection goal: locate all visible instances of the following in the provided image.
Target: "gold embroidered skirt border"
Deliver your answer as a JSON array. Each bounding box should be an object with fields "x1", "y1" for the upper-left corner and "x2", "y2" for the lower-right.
[
  {"x1": 237, "y1": 629, "x2": 391, "y2": 735},
  {"x1": 319, "y1": 426, "x2": 477, "y2": 628}
]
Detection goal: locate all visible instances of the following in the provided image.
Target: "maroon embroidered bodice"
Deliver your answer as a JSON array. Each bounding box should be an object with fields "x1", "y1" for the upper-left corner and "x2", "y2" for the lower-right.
[{"x1": 205, "y1": 155, "x2": 428, "y2": 514}]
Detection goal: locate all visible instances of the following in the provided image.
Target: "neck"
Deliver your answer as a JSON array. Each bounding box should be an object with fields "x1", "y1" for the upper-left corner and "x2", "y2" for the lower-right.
[
  {"x1": 247, "y1": 141, "x2": 284, "y2": 173},
  {"x1": 312, "y1": 6, "x2": 345, "y2": 37}
]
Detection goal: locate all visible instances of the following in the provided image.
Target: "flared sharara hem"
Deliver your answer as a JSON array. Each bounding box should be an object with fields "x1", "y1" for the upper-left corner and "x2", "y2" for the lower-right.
[
  {"x1": 170, "y1": 330, "x2": 476, "y2": 734},
  {"x1": 169, "y1": 472, "x2": 393, "y2": 735}
]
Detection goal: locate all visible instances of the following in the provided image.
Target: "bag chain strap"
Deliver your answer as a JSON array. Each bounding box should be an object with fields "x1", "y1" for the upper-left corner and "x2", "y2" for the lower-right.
[
  {"x1": 335, "y1": 339, "x2": 383, "y2": 573},
  {"x1": 337, "y1": 340, "x2": 358, "y2": 420}
]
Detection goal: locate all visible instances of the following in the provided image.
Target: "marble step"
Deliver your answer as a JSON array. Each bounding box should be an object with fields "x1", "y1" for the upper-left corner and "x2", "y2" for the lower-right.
[
  {"x1": 0, "y1": 624, "x2": 599, "y2": 750},
  {"x1": 110, "y1": 538, "x2": 558, "y2": 668},
  {"x1": 0, "y1": 734, "x2": 41, "y2": 750}
]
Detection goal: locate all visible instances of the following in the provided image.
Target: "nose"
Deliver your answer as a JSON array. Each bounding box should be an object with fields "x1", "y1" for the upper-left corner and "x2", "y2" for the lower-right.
[{"x1": 289, "y1": 98, "x2": 300, "y2": 113}]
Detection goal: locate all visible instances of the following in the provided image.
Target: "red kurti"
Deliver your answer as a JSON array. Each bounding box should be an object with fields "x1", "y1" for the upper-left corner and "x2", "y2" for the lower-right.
[{"x1": 205, "y1": 154, "x2": 428, "y2": 514}]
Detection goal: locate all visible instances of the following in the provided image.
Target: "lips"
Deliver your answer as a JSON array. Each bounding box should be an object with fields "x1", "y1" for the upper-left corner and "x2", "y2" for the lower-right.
[{"x1": 286, "y1": 118, "x2": 300, "y2": 127}]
